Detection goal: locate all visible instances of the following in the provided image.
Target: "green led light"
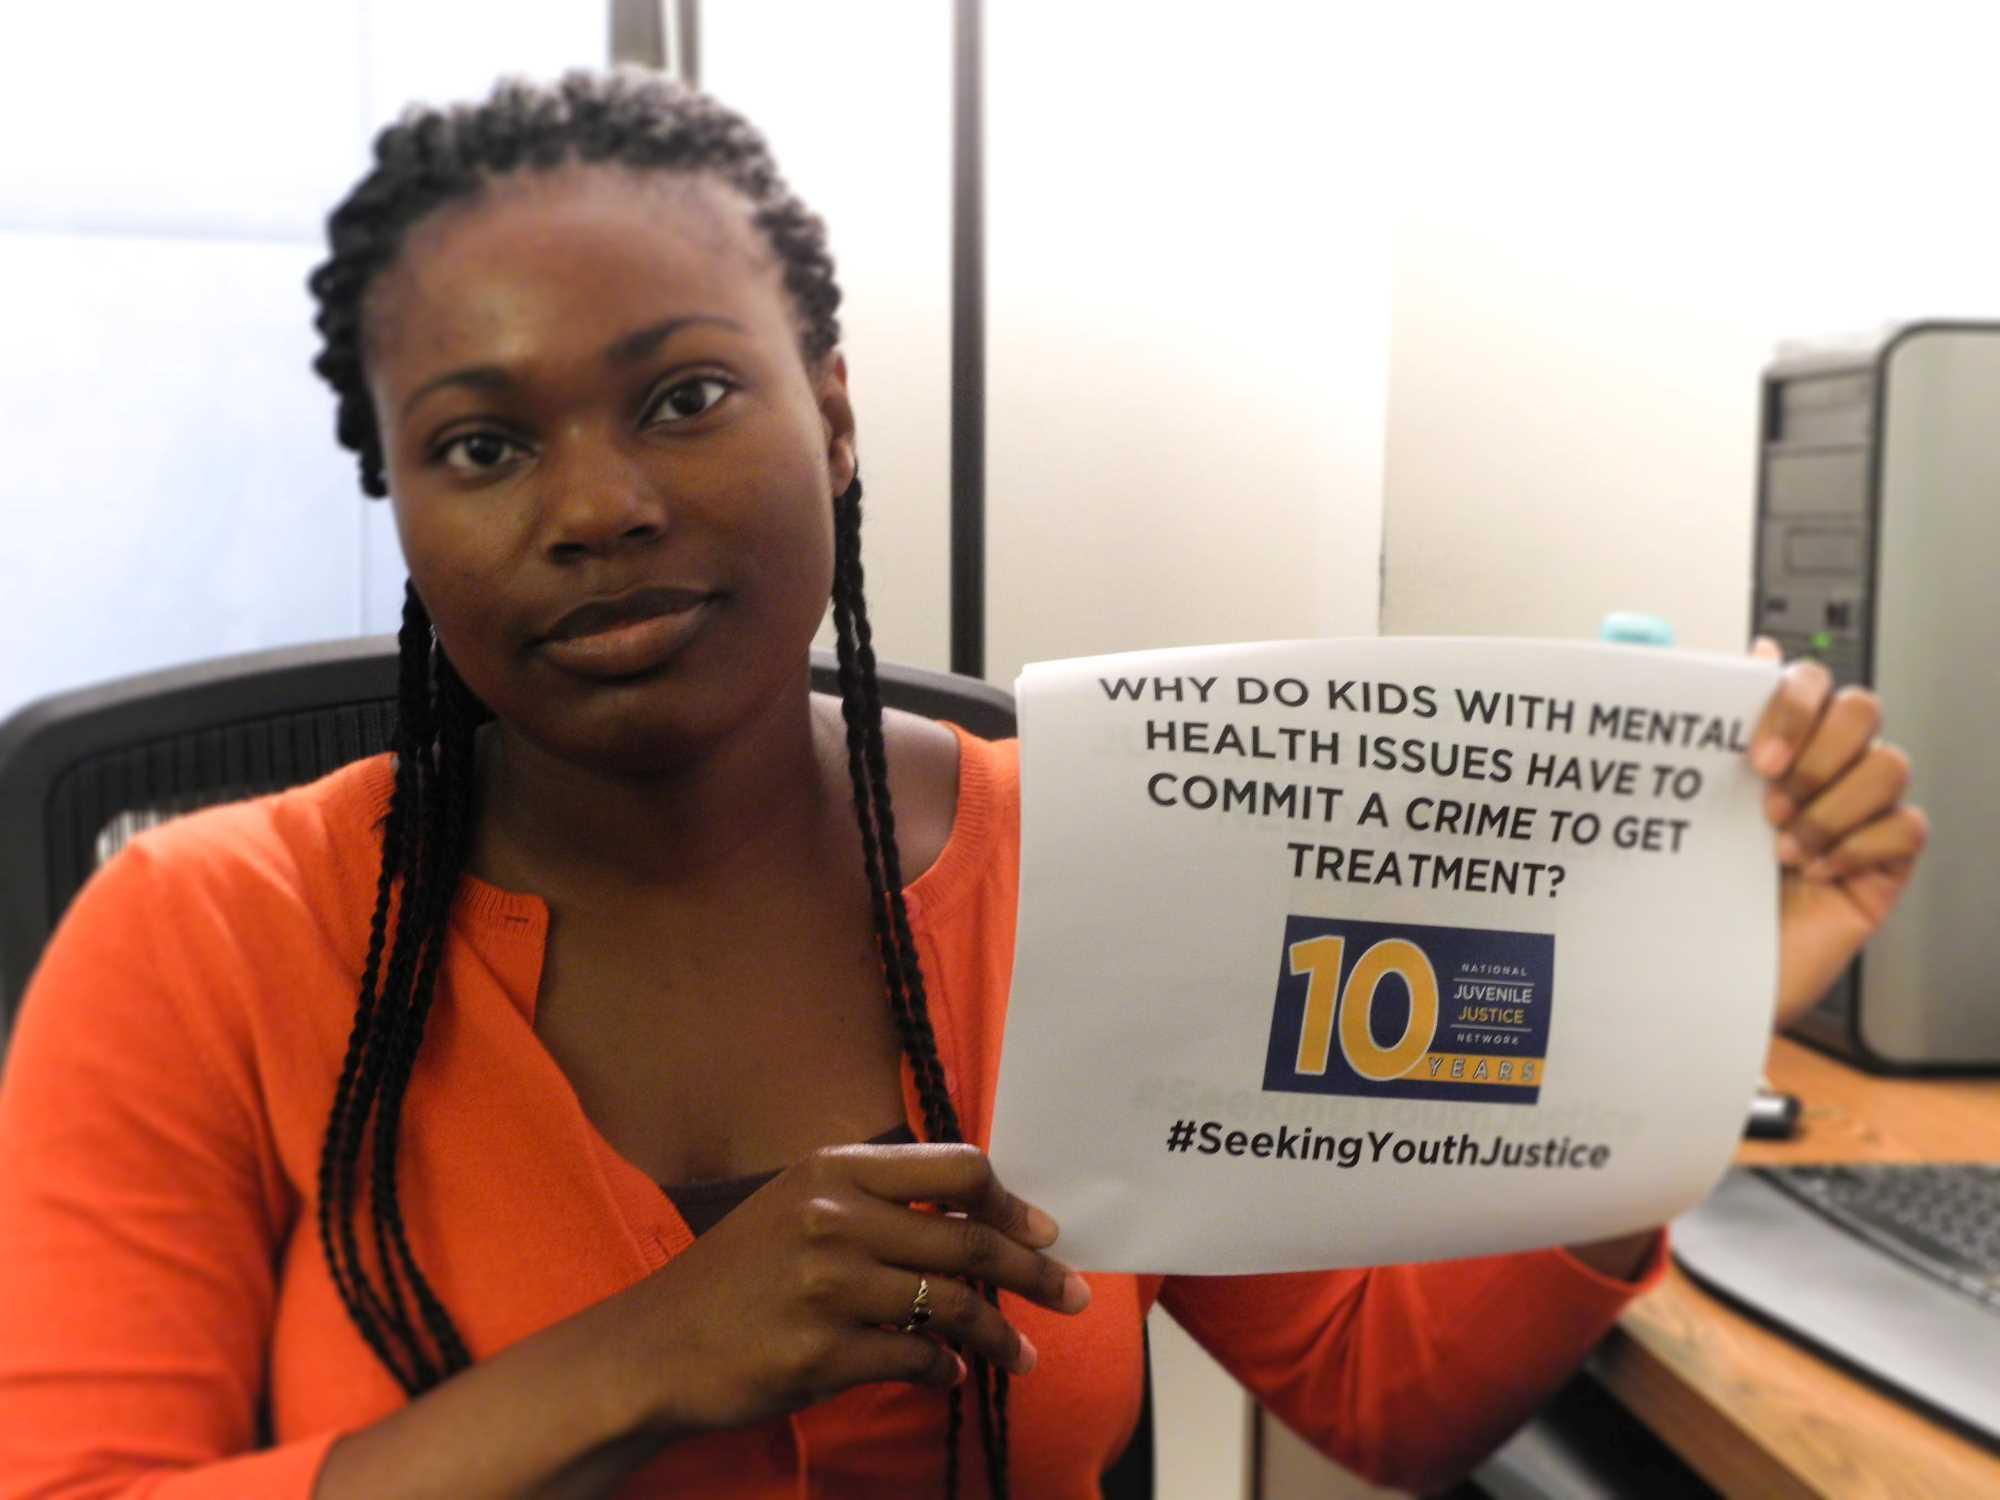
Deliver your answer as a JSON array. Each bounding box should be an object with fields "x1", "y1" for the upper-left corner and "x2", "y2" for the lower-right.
[{"x1": 1811, "y1": 631, "x2": 1833, "y2": 651}]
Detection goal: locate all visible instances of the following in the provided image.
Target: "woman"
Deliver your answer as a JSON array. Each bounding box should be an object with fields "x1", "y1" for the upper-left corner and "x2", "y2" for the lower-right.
[{"x1": 0, "y1": 70, "x2": 1927, "y2": 1499}]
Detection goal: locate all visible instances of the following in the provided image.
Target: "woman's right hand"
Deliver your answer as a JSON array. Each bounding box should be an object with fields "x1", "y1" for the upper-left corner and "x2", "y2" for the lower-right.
[{"x1": 623, "y1": 1142, "x2": 1093, "y2": 1437}]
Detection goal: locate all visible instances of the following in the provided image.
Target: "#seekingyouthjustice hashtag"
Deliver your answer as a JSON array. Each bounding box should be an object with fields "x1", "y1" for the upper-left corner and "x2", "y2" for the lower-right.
[{"x1": 1157, "y1": 1118, "x2": 1615, "y2": 1171}]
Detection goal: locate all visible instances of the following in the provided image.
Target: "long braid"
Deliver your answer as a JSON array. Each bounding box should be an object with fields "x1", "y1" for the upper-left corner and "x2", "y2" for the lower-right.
[
  {"x1": 833, "y1": 490, "x2": 968, "y2": 1152},
  {"x1": 327, "y1": 593, "x2": 493, "y2": 1394},
  {"x1": 344, "y1": 608, "x2": 452, "y2": 1385},
  {"x1": 830, "y1": 477, "x2": 1010, "y2": 1499},
  {"x1": 324, "y1": 589, "x2": 473, "y2": 1392},
  {"x1": 828, "y1": 485, "x2": 967, "y2": 1492},
  {"x1": 829, "y1": 488, "x2": 954, "y2": 1131},
  {"x1": 310, "y1": 69, "x2": 1011, "y2": 1495},
  {"x1": 363, "y1": 674, "x2": 446, "y2": 1382},
  {"x1": 324, "y1": 656, "x2": 413, "y2": 1378},
  {"x1": 367, "y1": 645, "x2": 479, "y2": 1377},
  {"x1": 317, "y1": 592, "x2": 430, "y2": 1387}
]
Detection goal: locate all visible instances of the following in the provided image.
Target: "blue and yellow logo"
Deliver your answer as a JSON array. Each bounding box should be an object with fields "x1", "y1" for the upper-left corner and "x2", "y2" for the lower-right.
[{"x1": 1261, "y1": 915, "x2": 1555, "y2": 1105}]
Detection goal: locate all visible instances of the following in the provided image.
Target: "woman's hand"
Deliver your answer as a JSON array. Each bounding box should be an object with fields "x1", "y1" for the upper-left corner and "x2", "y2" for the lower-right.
[
  {"x1": 1747, "y1": 638, "x2": 1930, "y2": 1029},
  {"x1": 623, "y1": 1142, "x2": 1091, "y2": 1439}
]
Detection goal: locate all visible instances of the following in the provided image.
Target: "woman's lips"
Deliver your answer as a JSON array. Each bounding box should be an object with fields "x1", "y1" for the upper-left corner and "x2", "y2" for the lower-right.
[{"x1": 538, "y1": 595, "x2": 715, "y2": 679}]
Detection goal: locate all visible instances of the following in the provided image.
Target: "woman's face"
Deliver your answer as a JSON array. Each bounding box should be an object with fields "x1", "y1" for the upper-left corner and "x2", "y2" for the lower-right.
[{"x1": 361, "y1": 165, "x2": 855, "y2": 775}]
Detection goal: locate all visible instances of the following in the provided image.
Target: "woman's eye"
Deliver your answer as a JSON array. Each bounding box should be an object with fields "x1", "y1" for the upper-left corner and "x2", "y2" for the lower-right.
[
  {"x1": 439, "y1": 432, "x2": 523, "y2": 474},
  {"x1": 650, "y1": 376, "x2": 732, "y2": 424}
]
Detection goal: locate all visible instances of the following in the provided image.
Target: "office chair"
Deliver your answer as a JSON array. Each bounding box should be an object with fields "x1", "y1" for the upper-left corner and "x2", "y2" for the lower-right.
[{"x1": 0, "y1": 634, "x2": 1154, "y2": 1497}]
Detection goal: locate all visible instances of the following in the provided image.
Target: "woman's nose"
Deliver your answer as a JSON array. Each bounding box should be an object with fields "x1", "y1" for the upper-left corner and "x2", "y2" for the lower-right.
[{"x1": 540, "y1": 436, "x2": 669, "y2": 560}]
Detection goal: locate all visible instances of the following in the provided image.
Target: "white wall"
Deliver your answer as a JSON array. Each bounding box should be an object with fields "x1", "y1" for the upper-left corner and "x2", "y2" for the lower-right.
[
  {"x1": 1378, "y1": 1, "x2": 2000, "y2": 649},
  {"x1": 985, "y1": 3, "x2": 1392, "y2": 686},
  {"x1": 0, "y1": 0, "x2": 361, "y2": 720},
  {"x1": 0, "y1": 0, "x2": 609, "y2": 724}
]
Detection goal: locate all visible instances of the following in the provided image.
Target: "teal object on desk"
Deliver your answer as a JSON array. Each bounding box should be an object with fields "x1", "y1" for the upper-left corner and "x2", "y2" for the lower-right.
[{"x1": 1599, "y1": 612, "x2": 1675, "y2": 647}]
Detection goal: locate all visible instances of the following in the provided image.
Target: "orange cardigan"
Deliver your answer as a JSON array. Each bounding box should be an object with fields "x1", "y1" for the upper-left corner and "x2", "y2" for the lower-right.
[{"x1": 0, "y1": 729, "x2": 1660, "y2": 1498}]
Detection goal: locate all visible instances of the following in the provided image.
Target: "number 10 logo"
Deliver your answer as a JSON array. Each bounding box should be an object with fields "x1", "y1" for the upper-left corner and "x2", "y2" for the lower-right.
[
  {"x1": 1262, "y1": 915, "x2": 1553, "y2": 1105},
  {"x1": 1288, "y1": 934, "x2": 1439, "y2": 1083}
]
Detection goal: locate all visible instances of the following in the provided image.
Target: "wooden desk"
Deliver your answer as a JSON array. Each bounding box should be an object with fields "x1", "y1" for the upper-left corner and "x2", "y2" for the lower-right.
[{"x1": 1598, "y1": 1035, "x2": 2000, "y2": 1499}]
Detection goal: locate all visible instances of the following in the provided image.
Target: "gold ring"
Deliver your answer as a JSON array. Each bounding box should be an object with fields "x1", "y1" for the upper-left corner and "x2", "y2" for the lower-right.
[{"x1": 899, "y1": 1276, "x2": 933, "y2": 1334}]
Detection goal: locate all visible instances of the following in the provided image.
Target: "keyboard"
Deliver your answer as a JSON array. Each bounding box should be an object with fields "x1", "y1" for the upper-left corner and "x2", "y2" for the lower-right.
[
  {"x1": 1759, "y1": 1164, "x2": 2000, "y2": 1314},
  {"x1": 1672, "y1": 1166, "x2": 2000, "y2": 1447}
]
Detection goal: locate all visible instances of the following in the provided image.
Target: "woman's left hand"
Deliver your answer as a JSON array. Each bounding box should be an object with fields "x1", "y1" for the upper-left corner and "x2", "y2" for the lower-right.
[{"x1": 1747, "y1": 638, "x2": 1929, "y2": 1029}]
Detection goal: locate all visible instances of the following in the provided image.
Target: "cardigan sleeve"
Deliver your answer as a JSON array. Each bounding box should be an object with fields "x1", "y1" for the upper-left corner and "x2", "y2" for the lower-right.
[
  {"x1": 1156, "y1": 1236, "x2": 1666, "y2": 1494},
  {"x1": 0, "y1": 842, "x2": 337, "y2": 1499}
]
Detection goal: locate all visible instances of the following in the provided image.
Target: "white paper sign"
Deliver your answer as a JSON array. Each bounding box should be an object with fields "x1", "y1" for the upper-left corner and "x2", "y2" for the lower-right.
[{"x1": 988, "y1": 638, "x2": 1781, "y2": 1273}]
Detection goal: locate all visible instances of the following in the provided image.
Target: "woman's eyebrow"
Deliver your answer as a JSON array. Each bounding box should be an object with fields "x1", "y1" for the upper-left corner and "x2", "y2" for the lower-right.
[
  {"x1": 399, "y1": 315, "x2": 746, "y2": 421},
  {"x1": 603, "y1": 313, "x2": 745, "y2": 365},
  {"x1": 400, "y1": 365, "x2": 510, "y2": 421}
]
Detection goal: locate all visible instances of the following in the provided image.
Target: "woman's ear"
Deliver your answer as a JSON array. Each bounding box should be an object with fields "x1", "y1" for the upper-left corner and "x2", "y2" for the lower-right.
[{"x1": 816, "y1": 351, "x2": 857, "y2": 494}]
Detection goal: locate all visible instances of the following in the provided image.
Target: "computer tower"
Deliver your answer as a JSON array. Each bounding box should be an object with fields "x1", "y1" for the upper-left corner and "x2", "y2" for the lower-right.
[{"x1": 1755, "y1": 321, "x2": 2000, "y2": 1071}]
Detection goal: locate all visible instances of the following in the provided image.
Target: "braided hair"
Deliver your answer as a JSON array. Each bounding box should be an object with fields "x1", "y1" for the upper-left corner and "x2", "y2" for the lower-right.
[{"x1": 306, "y1": 69, "x2": 1008, "y2": 1496}]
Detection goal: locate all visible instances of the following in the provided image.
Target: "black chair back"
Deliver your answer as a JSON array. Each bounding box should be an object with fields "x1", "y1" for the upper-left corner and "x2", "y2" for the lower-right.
[{"x1": 0, "y1": 637, "x2": 1015, "y2": 1033}]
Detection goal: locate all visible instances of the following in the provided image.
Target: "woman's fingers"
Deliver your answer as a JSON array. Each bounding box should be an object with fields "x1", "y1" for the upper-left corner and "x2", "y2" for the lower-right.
[
  {"x1": 1777, "y1": 739, "x2": 1912, "y2": 863},
  {"x1": 837, "y1": 1193, "x2": 1088, "y2": 1314},
  {"x1": 1748, "y1": 657, "x2": 1834, "y2": 778},
  {"x1": 824, "y1": 1142, "x2": 1059, "y2": 1248},
  {"x1": 1743, "y1": 645, "x2": 1922, "y2": 881},
  {"x1": 835, "y1": 1328, "x2": 968, "y2": 1392},
  {"x1": 1764, "y1": 686, "x2": 1884, "y2": 828},
  {"x1": 1798, "y1": 804, "x2": 1930, "y2": 881},
  {"x1": 783, "y1": 1144, "x2": 1091, "y2": 1380},
  {"x1": 651, "y1": 1142, "x2": 1078, "y2": 1432},
  {"x1": 707, "y1": 1141, "x2": 1093, "y2": 1412},
  {"x1": 856, "y1": 1264, "x2": 1040, "y2": 1374}
]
